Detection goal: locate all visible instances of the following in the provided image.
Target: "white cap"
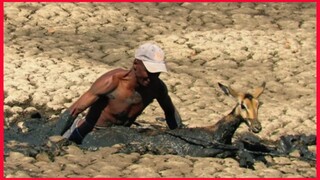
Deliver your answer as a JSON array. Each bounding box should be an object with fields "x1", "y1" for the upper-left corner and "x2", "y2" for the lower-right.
[{"x1": 134, "y1": 43, "x2": 168, "y2": 73}]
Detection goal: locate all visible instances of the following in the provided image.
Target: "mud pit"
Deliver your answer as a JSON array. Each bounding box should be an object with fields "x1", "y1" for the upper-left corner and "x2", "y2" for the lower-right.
[
  {"x1": 4, "y1": 116, "x2": 316, "y2": 171},
  {"x1": 4, "y1": 2, "x2": 316, "y2": 178}
]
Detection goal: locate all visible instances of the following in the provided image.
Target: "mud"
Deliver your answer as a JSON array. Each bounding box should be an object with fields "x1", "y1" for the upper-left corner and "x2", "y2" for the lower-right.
[{"x1": 4, "y1": 117, "x2": 316, "y2": 170}]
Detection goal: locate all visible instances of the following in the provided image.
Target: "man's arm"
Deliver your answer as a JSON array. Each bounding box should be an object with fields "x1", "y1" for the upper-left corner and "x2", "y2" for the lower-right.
[
  {"x1": 55, "y1": 69, "x2": 121, "y2": 135},
  {"x1": 156, "y1": 80, "x2": 183, "y2": 129}
]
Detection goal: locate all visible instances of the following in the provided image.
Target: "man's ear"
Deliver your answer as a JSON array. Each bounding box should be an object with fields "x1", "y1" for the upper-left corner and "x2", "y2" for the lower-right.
[{"x1": 133, "y1": 59, "x2": 138, "y2": 70}]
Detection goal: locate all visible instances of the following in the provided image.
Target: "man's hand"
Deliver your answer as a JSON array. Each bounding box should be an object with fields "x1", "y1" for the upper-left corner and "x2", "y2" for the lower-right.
[{"x1": 54, "y1": 109, "x2": 76, "y2": 136}]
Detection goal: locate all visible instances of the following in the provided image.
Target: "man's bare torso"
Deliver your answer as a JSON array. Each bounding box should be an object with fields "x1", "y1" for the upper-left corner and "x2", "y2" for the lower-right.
[{"x1": 85, "y1": 69, "x2": 161, "y2": 127}]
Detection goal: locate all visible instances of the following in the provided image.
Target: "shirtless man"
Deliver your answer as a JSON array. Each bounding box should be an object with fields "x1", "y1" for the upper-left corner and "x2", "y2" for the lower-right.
[{"x1": 55, "y1": 43, "x2": 184, "y2": 144}]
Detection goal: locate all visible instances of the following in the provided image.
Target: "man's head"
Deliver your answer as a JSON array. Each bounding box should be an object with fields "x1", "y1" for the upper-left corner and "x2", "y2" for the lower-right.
[
  {"x1": 133, "y1": 43, "x2": 167, "y2": 86},
  {"x1": 134, "y1": 43, "x2": 167, "y2": 73}
]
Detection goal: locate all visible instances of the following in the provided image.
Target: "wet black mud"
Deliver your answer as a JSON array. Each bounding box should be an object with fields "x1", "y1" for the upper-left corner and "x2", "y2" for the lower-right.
[{"x1": 5, "y1": 117, "x2": 316, "y2": 169}]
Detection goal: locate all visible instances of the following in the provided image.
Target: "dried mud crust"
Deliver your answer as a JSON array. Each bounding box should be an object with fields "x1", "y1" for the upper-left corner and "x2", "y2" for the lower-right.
[{"x1": 4, "y1": 2, "x2": 316, "y2": 178}]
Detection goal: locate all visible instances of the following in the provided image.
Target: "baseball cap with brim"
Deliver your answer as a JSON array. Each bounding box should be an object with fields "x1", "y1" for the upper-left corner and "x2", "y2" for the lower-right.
[{"x1": 135, "y1": 43, "x2": 168, "y2": 73}]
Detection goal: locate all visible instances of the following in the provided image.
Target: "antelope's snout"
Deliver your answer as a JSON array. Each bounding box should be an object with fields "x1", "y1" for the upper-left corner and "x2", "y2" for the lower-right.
[{"x1": 248, "y1": 119, "x2": 262, "y2": 133}]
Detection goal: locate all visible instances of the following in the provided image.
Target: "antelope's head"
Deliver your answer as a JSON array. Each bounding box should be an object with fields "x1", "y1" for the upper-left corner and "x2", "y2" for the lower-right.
[{"x1": 218, "y1": 82, "x2": 266, "y2": 133}]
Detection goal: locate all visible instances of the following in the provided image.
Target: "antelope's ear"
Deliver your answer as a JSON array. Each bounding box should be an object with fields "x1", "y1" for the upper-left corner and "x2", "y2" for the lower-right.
[
  {"x1": 218, "y1": 83, "x2": 239, "y2": 98},
  {"x1": 253, "y1": 82, "x2": 266, "y2": 98}
]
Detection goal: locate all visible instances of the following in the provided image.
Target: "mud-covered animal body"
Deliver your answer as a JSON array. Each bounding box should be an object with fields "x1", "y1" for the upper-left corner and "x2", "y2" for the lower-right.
[{"x1": 82, "y1": 127, "x2": 236, "y2": 158}]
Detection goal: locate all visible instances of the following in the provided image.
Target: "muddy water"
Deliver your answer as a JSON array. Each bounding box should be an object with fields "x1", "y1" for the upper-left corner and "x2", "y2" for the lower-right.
[{"x1": 4, "y1": 115, "x2": 316, "y2": 177}]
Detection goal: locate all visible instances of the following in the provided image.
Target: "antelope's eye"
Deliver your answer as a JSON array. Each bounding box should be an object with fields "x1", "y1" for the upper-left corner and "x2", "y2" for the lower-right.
[{"x1": 241, "y1": 104, "x2": 246, "y2": 110}]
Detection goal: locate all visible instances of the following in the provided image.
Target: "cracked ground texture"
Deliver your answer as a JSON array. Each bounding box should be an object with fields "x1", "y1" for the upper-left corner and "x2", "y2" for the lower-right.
[{"x1": 4, "y1": 2, "x2": 316, "y2": 178}]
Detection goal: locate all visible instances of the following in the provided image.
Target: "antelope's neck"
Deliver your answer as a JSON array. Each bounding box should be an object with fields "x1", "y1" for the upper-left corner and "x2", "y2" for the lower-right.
[{"x1": 210, "y1": 105, "x2": 243, "y2": 144}]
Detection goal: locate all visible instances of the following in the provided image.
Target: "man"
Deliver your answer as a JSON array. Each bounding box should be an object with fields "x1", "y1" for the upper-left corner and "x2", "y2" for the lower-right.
[{"x1": 55, "y1": 42, "x2": 184, "y2": 144}]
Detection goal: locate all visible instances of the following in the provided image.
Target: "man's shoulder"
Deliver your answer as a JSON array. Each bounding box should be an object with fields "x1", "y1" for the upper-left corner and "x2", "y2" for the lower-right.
[
  {"x1": 108, "y1": 68, "x2": 129, "y2": 75},
  {"x1": 153, "y1": 78, "x2": 168, "y2": 93},
  {"x1": 157, "y1": 78, "x2": 167, "y2": 87},
  {"x1": 94, "y1": 68, "x2": 129, "y2": 84},
  {"x1": 100, "y1": 68, "x2": 129, "y2": 79}
]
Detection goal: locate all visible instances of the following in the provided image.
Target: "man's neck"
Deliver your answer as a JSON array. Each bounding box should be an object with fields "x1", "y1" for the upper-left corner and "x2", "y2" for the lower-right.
[{"x1": 125, "y1": 68, "x2": 139, "y2": 89}]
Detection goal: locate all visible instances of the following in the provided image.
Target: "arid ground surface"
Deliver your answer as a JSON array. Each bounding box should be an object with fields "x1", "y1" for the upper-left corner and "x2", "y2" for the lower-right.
[{"x1": 4, "y1": 2, "x2": 316, "y2": 178}]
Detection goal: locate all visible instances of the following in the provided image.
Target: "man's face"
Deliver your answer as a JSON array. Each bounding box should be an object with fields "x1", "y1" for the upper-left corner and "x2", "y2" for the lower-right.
[{"x1": 134, "y1": 60, "x2": 160, "y2": 86}]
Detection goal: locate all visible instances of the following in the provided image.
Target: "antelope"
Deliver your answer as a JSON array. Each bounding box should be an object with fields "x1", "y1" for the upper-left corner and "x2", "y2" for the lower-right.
[{"x1": 203, "y1": 82, "x2": 266, "y2": 145}]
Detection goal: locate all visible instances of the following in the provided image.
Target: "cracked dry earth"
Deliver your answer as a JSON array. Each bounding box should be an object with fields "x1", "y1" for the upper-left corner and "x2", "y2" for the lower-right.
[{"x1": 4, "y1": 2, "x2": 316, "y2": 178}]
